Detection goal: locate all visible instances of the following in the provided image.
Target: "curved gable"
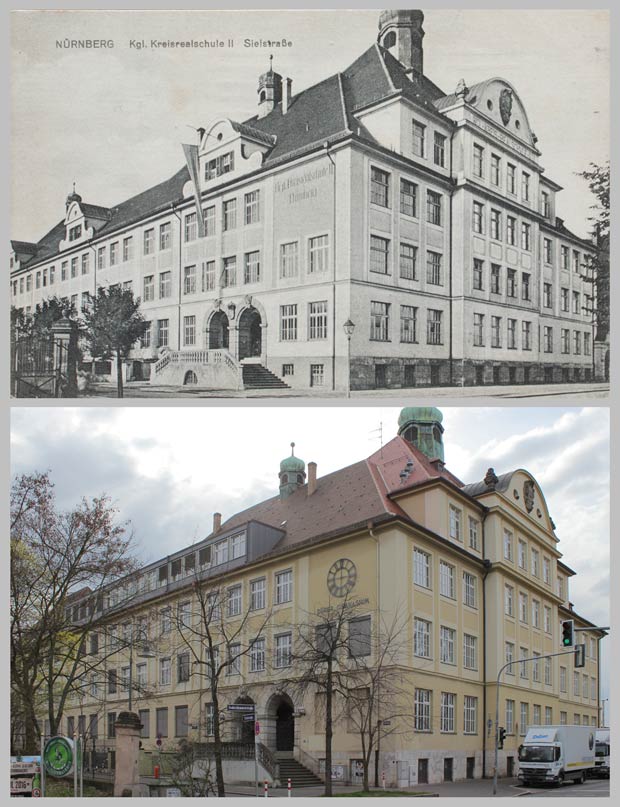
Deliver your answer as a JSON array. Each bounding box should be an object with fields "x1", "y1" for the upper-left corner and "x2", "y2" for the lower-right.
[
  {"x1": 469, "y1": 78, "x2": 537, "y2": 148},
  {"x1": 500, "y1": 469, "x2": 556, "y2": 536}
]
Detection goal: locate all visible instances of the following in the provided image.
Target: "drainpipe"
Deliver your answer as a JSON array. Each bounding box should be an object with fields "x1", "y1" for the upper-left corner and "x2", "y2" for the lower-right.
[
  {"x1": 324, "y1": 142, "x2": 337, "y2": 391},
  {"x1": 481, "y1": 511, "x2": 491, "y2": 779},
  {"x1": 171, "y1": 203, "x2": 183, "y2": 351},
  {"x1": 368, "y1": 521, "x2": 381, "y2": 787},
  {"x1": 448, "y1": 128, "x2": 456, "y2": 386}
]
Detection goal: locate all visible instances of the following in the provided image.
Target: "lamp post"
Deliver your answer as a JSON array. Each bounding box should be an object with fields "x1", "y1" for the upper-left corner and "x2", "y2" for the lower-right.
[
  {"x1": 343, "y1": 319, "x2": 355, "y2": 398},
  {"x1": 127, "y1": 623, "x2": 155, "y2": 713}
]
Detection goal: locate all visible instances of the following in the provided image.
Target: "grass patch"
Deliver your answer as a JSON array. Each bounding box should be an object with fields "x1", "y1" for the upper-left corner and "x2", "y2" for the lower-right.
[
  {"x1": 44, "y1": 780, "x2": 111, "y2": 797},
  {"x1": 334, "y1": 790, "x2": 434, "y2": 797}
]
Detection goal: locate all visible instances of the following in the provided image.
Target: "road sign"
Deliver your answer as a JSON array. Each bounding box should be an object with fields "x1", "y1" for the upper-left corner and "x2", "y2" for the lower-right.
[
  {"x1": 43, "y1": 737, "x2": 74, "y2": 778},
  {"x1": 244, "y1": 714, "x2": 255, "y2": 721},
  {"x1": 227, "y1": 703, "x2": 255, "y2": 712},
  {"x1": 255, "y1": 721, "x2": 260, "y2": 736}
]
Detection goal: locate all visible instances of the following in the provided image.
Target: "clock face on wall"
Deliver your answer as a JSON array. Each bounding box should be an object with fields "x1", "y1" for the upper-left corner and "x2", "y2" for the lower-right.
[{"x1": 327, "y1": 558, "x2": 357, "y2": 597}]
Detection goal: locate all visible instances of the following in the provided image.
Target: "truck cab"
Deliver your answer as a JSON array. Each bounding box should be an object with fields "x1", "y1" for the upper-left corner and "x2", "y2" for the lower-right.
[
  {"x1": 592, "y1": 729, "x2": 610, "y2": 778},
  {"x1": 517, "y1": 726, "x2": 595, "y2": 787}
]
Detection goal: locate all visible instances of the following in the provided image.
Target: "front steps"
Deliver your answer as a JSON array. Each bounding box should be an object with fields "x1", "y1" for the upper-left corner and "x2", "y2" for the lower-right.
[
  {"x1": 242, "y1": 364, "x2": 290, "y2": 390},
  {"x1": 277, "y1": 757, "x2": 323, "y2": 788}
]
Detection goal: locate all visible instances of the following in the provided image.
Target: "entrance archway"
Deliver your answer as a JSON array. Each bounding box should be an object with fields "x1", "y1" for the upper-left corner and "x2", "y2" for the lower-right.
[
  {"x1": 233, "y1": 696, "x2": 255, "y2": 745},
  {"x1": 209, "y1": 311, "x2": 229, "y2": 350},
  {"x1": 238, "y1": 307, "x2": 262, "y2": 360},
  {"x1": 275, "y1": 700, "x2": 295, "y2": 752}
]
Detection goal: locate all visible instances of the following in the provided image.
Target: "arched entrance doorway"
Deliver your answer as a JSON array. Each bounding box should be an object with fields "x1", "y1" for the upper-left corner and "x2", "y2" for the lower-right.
[
  {"x1": 275, "y1": 700, "x2": 295, "y2": 752},
  {"x1": 238, "y1": 307, "x2": 262, "y2": 360},
  {"x1": 209, "y1": 311, "x2": 229, "y2": 350},
  {"x1": 233, "y1": 696, "x2": 255, "y2": 745}
]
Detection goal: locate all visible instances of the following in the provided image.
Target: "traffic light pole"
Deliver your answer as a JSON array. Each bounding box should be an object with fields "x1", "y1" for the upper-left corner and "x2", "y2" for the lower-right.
[{"x1": 492, "y1": 648, "x2": 582, "y2": 796}]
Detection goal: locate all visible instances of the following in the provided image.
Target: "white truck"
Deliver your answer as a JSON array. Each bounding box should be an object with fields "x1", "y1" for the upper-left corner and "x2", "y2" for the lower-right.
[
  {"x1": 591, "y1": 728, "x2": 610, "y2": 778},
  {"x1": 517, "y1": 725, "x2": 595, "y2": 787}
]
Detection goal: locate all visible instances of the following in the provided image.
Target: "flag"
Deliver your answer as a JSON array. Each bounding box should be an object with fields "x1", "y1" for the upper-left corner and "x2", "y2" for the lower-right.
[{"x1": 182, "y1": 143, "x2": 206, "y2": 238}]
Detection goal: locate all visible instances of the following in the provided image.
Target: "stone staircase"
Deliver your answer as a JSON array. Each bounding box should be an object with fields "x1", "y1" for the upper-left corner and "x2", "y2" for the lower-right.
[
  {"x1": 277, "y1": 757, "x2": 323, "y2": 788},
  {"x1": 242, "y1": 364, "x2": 290, "y2": 390}
]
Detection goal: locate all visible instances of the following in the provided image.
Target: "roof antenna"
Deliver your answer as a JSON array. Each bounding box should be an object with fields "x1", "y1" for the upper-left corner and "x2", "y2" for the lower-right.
[
  {"x1": 290, "y1": 441, "x2": 295, "y2": 456},
  {"x1": 369, "y1": 421, "x2": 384, "y2": 458}
]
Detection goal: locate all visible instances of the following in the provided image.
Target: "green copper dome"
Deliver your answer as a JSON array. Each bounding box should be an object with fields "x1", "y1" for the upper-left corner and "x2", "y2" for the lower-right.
[
  {"x1": 280, "y1": 442, "x2": 305, "y2": 473},
  {"x1": 398, "y1": 407, "x2": 444, "y2": 462},
  {"x1": 279, "y1": 443, "x2": 306, "y2": 499}
]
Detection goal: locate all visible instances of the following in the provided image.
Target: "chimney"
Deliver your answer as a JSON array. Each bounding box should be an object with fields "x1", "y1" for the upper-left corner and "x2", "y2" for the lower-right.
[
  {"x1": 283, "y1": 78, "x2": 293, "y2": 114},
  {"x1": 307, "y1": 461, "x2": 317, "y2": 496},
  {"x1": 213, "y1": 512, "x2": 222, "y2": 534}
]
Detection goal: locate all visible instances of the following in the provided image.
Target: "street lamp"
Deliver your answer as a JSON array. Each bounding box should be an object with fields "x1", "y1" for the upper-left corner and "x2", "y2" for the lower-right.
[{"x1": 343, "y1": 319, "x2": 355, "y2": 398}]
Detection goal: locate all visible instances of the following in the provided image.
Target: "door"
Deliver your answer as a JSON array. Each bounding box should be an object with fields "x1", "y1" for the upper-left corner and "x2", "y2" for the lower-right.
[
  {"x1": 444, "y1": 757, "x2": 453, "y2": 782},
  {"x1": 238, "y1": 307, "x2": 262, "y2": 360},
  {"x1": 276, "y1": 702, "x2": 295, "y2": 751},
  {"x1": 418, "y1": 758, "x2": 428, "y2": 784},
  {"x1": 466, "y1": 757, "x2": 475, "y2": 779}
]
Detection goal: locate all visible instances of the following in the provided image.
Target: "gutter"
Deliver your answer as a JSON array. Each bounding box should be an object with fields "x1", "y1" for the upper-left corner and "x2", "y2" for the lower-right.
[{"x1": 481, "y1": 510, "x2": 491, "y2": 778}]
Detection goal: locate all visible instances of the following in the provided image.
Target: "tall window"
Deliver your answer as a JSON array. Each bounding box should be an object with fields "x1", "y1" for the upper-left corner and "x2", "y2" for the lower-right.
[
  {"x1": 440, "y1": 692, "x2": 456, "y2": 732},
  {"x1": 522, "y1": 172, "x2": 530, "y2": 202},
  {"x1": 400, "y1": 305, "x2": 417, "y2": 343},
  {"x1": 159, "y1": 271, "x2": 172, "y2": 299},
  {"x1": 505, "y1": 642, "x2": 515, "y2": 674},
  {"x1": 399, "y1": 243, "x2": 417, "y2": 279},
  {"x1": 440, "y1": 626, "x2": 456, "y2": 664},
  {"x1": 370, "y1": 236, "x2": 390, "y2": 274},
  {"x1": 490, "y1": 209, "x2": 501, "y2": 240},
  {"x1": 506, "y1": 216, "x2": 516, "y2": 245},
  {"x1": 522, "y1": 273, "x2": 531, "y2": 301},
  {"x1": 473, "y1": 313, "x2": 484, "y2": 348},
  {"x1": 244, "y1": 251, "x2": 260, "y2": 284},
  {"x1": 505, "y1": 584, "x2": 514, "y2": 616},
  {"x1": 280, "y1": 242, "x2": 299, "y2": 278},
  {"x1": 275, "y1": 633, "x2": 292, "y2": 668},
  {"x1": 160, "y1": 657, "x2": 171, "y2": 686},
  {"x1": 473, "y1": 143, "x2": 484, "y2": 177},
  {"x1": 507, "y1": 164, "x2": 516, "y2": 194},
  {"x1": 463, "y1": 573, "x2": 477, "y2": 608},
  {"x1": 426, "y1": 191, "x2": 442, "y2": 225},
  {"x1": 227, "y1": 585, "x2": 242, "y2": 617},
  {"x1": 414, "y1": 689, "x2": 431, "y2": 731},
  {"x1": 183, "y1": 315, "x2": 196, "y2": 346},
  {"x1": 412, "y1": 120, "x2": 426, "y2": 157},
  {"x1": 519, "y1": 592, "x2": 528, "y2": 623},
  {"x1": 427, "y1": 309, "x2": 442, "y2": 345},
  {"x1": 244, "y1": 190, "x2": 260, "y2": 224},
  {"x1": 522, "y1": 321, "x2": 532, "y2": 350},
  {"x1": 468, "y1": 517, "x2": 479, "y2": 550},
  {"x1": 177, "y1": 653, "x2": 190, "y2": 683},
  {"x1": 521, "y1": 222, "x2": 531, "y2": 251},
  {"x1": 506, "y1": 700, "x2": 515, "y2": 734},
  {"x1": 504, "y1": 529, "x2": 513, "y2": 561},
  {"x1": 308, "y1": 235, "x2": 328, "y2": 274},
  {"x1": 439, "y1": 561, "x2": 455, "y2": 599},
  {"x1": 143, "y1": 275, "x2": 154, "y2": 302},
  {"x1": 562, "y1": 289, "x2": 570, "y2": 312},
  {"x1": 449, "y1": 506, "x2": 462, "y2": 541},
  {"x1": 222, "y1": 256, "x2": 236, "y2": 287},
  {"x1": 473, "y1": 259, "x2": 483, "y2": 290},
  {"x1": 473, "y1": 201, "x2": 484, "y2": 234},
  {"x1": 414, "y1": 618, "x2": 431, "y2": 658},
  {"x1": 561, "y1": 245, "x2": 569, "y2": 271},
  {"x1": 184, "y1": 212, "x2": 197, "y2": 242},
  {"x1": 400, "y1": 178, "x2": 417, "y2": 217},
  {"x1": 157, "y1": 319, "x2": 169, "y2": 348},
  {"x1": 204, "y1": 206, "x2": 216, "y2": 236},
  {"x1": 541, "y1": 191, "x2": 550, "y2": 217},
  {"x1": 532, "y1": 599, "x2": 540, "y2": 628},
  {"x1": 275, "y1": 570, "x2": 292, "y2": 604},
  {"x1": 250, "y1": 638, "x2": 266, "y2": 672},
  {"x1": 434, "y1": 132, "x2": 446, "y2": 167},
  {"x1": 533, "y1": 653, "x2": 541, "y2": 683},
  {"x1": 491, "y1": 264, "x2": 501, "y2": 294},
  {"x1": 507, "y1": 268, "x2": 517, "y2": 298},
  {"x1": 544, "y1": 238, "x2": 552, "y2": 264},
  {"x1": 203, "y1": 261, "x2": 215, "y2": 291},
  {"x1": 413, "y1": 548, "x2": 431, "y2": 588},
  {"x1": 223, "y1": 199, "x2": 237, "y2": 231},
  {"x1": 251, "y1": 578, "x2": 266, "y2": 611},
  {"x1": 543, "y1": 282, "x2": 552, "y2": 308},
  {"x1": 159, "y1": 222, "x2": 171, "y2": 251},
  {"x1": 183, "y1": 265, "x2": 196, "y2": 295},
  {"x1": 463, "y1": 635, "x2": 477, "y2": 669},
  {"x1": 491, "y1": 154, "x2": 501, "y2": 186},
  {"x1": 545, "y1": 657, "x2": 552, "y2": 687},
  {"x1": 518, "y1": 539, "x2": 527, "y2": 569},
  {"x1": 561, "y1": 329, "x2": 570, "y2": 354},
  {"x1": 464, "y1": 696, "x2": 478, "y2": 734},
  {"x1": 426, "y1": 251, "x2": 442, "y2": 285},
  {"x1": 370, "y1": 167, "x2": 389, "y2": 207},
  {"x1": 370, "y1": 301, "x2": 389, "y2": 341},
  {"x1": 520, "y1": 647, "x2": 528, "y2": 680},
  {"x1": 309, "y1": 301, "x2": 328, "y2": 340},
  {"x1": 280, "y1": 305, "x2": 297, "y2": 341}
]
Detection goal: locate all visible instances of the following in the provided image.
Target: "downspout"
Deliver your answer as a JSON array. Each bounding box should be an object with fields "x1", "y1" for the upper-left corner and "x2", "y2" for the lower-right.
[
  {"x1": 171, "y1": 203, "x2": 183, "y2": 351},
  {"x1": 481, "y1": 511, "x2": 491, "y2": 779},
  {"x1": 448, "y1": 128, "x2": 455, "y2": 386},
  {"x1": 324, "y1": 142, "x2": 337, "y2": 390},
  {"x1": 368, "y1": 521, "x2": 381, "y2": 787}
]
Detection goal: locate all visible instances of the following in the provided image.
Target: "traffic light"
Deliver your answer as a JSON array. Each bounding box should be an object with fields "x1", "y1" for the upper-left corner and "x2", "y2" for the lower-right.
[
  {"x1": 561, "y1": 619, "x2": 575, "y2": 647},
  {"x1": 574, "y1": 643, "x2": 586, "y2": 668},
  {"x1": 497, "y1": 727, "x2": 507, "y2": 749}
]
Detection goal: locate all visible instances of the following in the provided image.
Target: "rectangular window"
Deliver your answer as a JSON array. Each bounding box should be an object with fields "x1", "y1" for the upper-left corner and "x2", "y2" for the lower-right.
[
  {"x1": 159, "y1": 222, "x2": 171, "y2": 251},
  {"x1": 531, "y1": 548, "x2": 539, "y2": 577},
  {"x1": 400, "y1": 178, "x2": 417, "y2": 217},
  {"x1": 198, "y1": 259, "x2": 214, "y2": 292},
  {"x1": 68, "y1": 224, "x2": 82, "y2": 241},
  {"x1": 440, "y1": 692, "x2": 456, "y2": 732},
  {"x1": 183, "y1": 265, "x2": 196, "y2": 295},
  {"x1": 491, "y1": 154, "x2": 501, "y2": 186},
  {"x1": 222, "y1": 256, "x2": 236, "y2": 287},
  {"x1": 561, "y1": 288, "x2": 569, "y2": 312},
  {"x1": 541, "y1": 191, "x2": 550, "y2": 217},
  {"x1": 426, "y1": 191, "x2": 442, "y2": 226},
  {"x1": 427, "y1": 309, "x2": 442, "y2": 345},
  {"x1": 370, "y1": 235, "x2": 390, "y2": 274},
  {"x1": 280, "y1": 242, "x2": 299, "y2": 278},
  {"x1": 412, "y1": 121, "x2": 425, "y2": 157},
  {"x1": 439, "y1": 561, "x2": 455, "y2": 599},
  {"x1": 473, "y1": 201, "x2": 484, "y2": 234},
  {"x1": 491, "y1": 316, "x2": 502, "y2": 348},
  {"x1": 159, "y1": 271, "x2": 172, "y2": 299},
  {"x1": 434, "y1": 132, "x2": 446, "y2": 167},
  {"x1": 543, "y1": 282, "x2": 552, "y2": 308},
  {"x1": 543, "y1": 238, "x2": 552, "y2": 264},
  {"x1": 231, "y1": 532, "x2": 246, "y2": 559},
  {"x1": 522, "y1": 172, "x2": 530, "y2": 202},
  {"x1": 213, "y1": 538, "x2": 229, "y2": 565},
  {"x1": 280, "y1": 304, "x2": 298, "y2": 341},
  {"x1": 507, "y1": 164, "x2": 516, "y2": 194},
  {"x1": 449, "y1": 506, "x2": 462, "y2": 542},
  {"x1": 521, "y1": 222, "x2": 531, "y2": 251},
  {"x1": 584, "y1": 332, "x2": 592, "y2": 356},
  {"x1": 463, "y1": 634, "x2": 477, "y2": 670},
  {"x1": 520, "y1": 703, "x2": 529, "y2": 735},
  {"x1": 399, "y1": 242, "x2": 417, "y2": 280},
  {"x1": 184, "y1": 212, "x2": 196, "y2": 242},
  {"x1": 142, "y1": 275, "x2": 154, "y2": 302},
  {"x1": 522, "y1": 321, "x2": 532, "y2": 350},
  {"x1": 244, "y1": 190, "x2": 260, "y2": 224},
  {"x1": 506, "y1": 700, "x2": 515, "y2": 734},
  {"x1": 533, "y1": 653, "x2": 541, "y2": 683},
  {"x1": 414, "y1": 618, "x2": 431, "y2": 658},
  {"x1": 160, "y1": 657, "x2": 171, "y2": 686},
  {"x1": 400, "y1": 305, "x2": 417, "y2": 343},
  {"x1": 177, "y1": 653, "x2": 190, "y2": 683},
  {"x1": 370, "y1": 301, "x2": 390, "y2": 341},
  {"x1": 573, "y1": 250, "x2": 580, "y2": 273},
  {"x1": 473, "y1": 143, "x2": 484, "y2": 178},
  {"x1": 250, "y1": 638, "x2": 266, "y2": 672},
  {"x1": 560, "y1": 666, "x2": 567, "y2": 693},
  {"x1": 463, "y1": 572, "x2": 477, "y2": 608},
  {"x1": 174, "y1": 705, "x2": 188, "y2": 738},
  {"x1": 244, "y1": 250, "x2": 260, "y2": 284},
  {"x1": 504, "y1": 529, "x2": 513, "y2": 561},
  {"x1": 440, "y1": 626, "x2": 456, "y2": 665},
  {"x1": 532, "y1": 599, "x2": 540, "y2": 628},
  {"x1": 275, "y1": 633, "x2": 292, "y2": 667},
  {"x1": 413, "y1": 549, "x2": 431, "y2": 588},
  {"x1": 80, "y1": 254, "x2": 89, "y2": 276},
  {"x1": 204, "y1": 151, "x2": 234, "y2": 181},
  {"x1": 505, "y1": 642, "x2": 515, "y2": 675},
  {"x1": 108, "y1": 669, "x2": 117, "y2": 694},
  {"x1": 308, "y1": 235, "x2": 329, "y2": 274},
  {"x1": 520, "y1": 647, "x2": 528, "y2": 679},
  {"x1": 107, "y1": 713, "x2": 116, "y2": 739},
  {"x1": 561, "y1": 329, "x2": 570, "y2": 354},
  {"x1": 561, "y1": 245, "x2": 569, "y2": 271},
  {"x1": 572, "y1": 291, "x2": 581, "y2": 314},
  {"x1": 522, "y1": 272, "x2": 531, "y2": 301},
  {"x1": 464, "y1": 696, "x2": 478, "y2": 734},
  {"x1": 156, "y1": 708, "x2": 168, "y2": 738},
  {"x1": 491, "y1": 264, "x2": 501, "y2": 294},
  {"x1": 545, "y1": 657, "x2": 552, "y2": 687},
  {"x1": 108, "y1": 242, "x2": 119, "y2": 266},
  {"x1": 370, "y1": 166, "x2": 389, "y2": 207},
  {"x1": 70, "y1": 258, "x2": 78, "y2": 279},
  {"x1": 473, "y1": 259, "x2": 484, "y2": 290},
  {"x1": 469, "y1": 517, "x2": 479, "y2": 550},
  {"x1": 223, "y1": 199, "x2": 237, "y2": 231},
  {"x1": 490, "y1": 209, "x2": 501, "y2": 240},
  {"x1": 426, "y1": 251, "x2": 442, "y2": 285},
  {"x1": 543, "y1": 556, "x2": 551, "y2": 584},
  {"x1": 506, "y1": 216, "x2": 516, "y2": 246},
  {"x1": 414, "y1": 689, "x2": 431, "y2": 732},
  {"x1": 518, "y1": 539, "x2": 527, "y2": 569},
  {"x1": 349, "y1": 616, "x2": 371, "y2": 657},
  {"x1": 519, "y1": 592, "x2": 528, "y2": 623},
  {"x1": 204, "y1": 206, "x2": 216, "y2": 236},
  {"x1": 250, "y1": 578, "x2": 266, "y2": 611},
  {"x1": 275, "y1": 570, "x2": 292, "y2": 604},
  {"x1": 505, "y1": 584, "x2": 514, "y2": 616},
  {"x1": 227, "y1": 585, "x2": 242, "y2": 617},
  {"x1": 157, "y1": 319, "x2": 169, "y2": 348}
]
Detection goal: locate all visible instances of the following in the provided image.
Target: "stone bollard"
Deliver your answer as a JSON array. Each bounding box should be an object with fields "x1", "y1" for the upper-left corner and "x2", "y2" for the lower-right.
[{"x1": 114, "y1": 712, "x2": 147, "y2": 797}]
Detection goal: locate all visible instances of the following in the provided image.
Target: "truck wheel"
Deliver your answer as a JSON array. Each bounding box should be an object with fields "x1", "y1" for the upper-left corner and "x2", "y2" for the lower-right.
[
  {"x1": 556, "y1": 772, "x2": 564, "y2": 787},
  {"x1": 579, "y1": 772, "x2": 586, "y2": 784}
]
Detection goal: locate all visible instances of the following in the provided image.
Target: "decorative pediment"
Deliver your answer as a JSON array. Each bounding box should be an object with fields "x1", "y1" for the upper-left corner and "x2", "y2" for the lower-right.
[
  {"x1": 59, "y1": 200, "x2": 111, "y2": 252},
  {"x1": 468, "y1": 78, "x2": 537, "y2": 149},
  {"x1": 507, "y1": 469, "x2": 556, "y2": 535}
]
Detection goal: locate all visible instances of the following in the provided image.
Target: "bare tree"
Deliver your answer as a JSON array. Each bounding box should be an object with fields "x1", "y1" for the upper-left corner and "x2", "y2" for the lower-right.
[
  {"x1": 344, "y1": 612, "x2": 413, "y2": 792},
  {"x1": 168, "y1": 739, "x2": 216, "y2": 797},
  {"x1": 10, "y1": 471, "x2": 136, "y2": 752},
  {"x1": 167, "y1": 580, "x2": 273, "y2": 797}
]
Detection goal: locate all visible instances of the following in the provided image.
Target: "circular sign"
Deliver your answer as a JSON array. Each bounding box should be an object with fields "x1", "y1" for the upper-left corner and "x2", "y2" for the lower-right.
[
  {"x1": 32, "y1": 788, "x2": 41, "y2": 798},
  {"x1": 327, "y1": 558, "x2": 357, "y2": 597},
  {"x1": 44, "y1": 737, "x2": 74, "y2": 778}
]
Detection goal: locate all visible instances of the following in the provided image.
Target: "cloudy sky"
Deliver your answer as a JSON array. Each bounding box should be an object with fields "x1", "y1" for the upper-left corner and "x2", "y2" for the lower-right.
[
  {"x1": 10, "y1": 405, "x2": 609, "y2": 700},
  {"x1": 11, "y1": 7, "x2": 608, "y2": 242}
]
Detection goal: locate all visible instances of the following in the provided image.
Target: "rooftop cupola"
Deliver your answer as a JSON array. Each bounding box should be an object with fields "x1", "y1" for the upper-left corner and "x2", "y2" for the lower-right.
[
  {"x1": 398, "y1": 406, "x2": 444, "y2": 462},
  {"x1": 279, "y1": 442, "x2": 306, "y2": 499},
  {"x1": 257, "y1": 54, "x2": 283, "y2": 119},
  {"x1": 378, "y1": 9, "x2": 425, "y2": 76},
  {"x1": 65, "y1": 182, "x2": 82, "y2": 211}
]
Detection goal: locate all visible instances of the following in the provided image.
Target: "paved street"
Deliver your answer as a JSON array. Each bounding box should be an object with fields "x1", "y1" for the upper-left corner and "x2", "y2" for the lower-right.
[{"x1": 79, "y1": 382, "x2": 609, "y2": 400}]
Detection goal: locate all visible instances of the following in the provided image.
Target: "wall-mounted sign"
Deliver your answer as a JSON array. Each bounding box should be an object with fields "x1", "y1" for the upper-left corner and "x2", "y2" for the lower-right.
[{"x1": 43, "y1": 736, "x2": 74, "y2": 778}]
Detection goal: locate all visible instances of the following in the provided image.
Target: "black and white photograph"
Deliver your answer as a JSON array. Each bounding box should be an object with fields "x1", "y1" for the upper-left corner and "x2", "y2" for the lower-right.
[{"x1": 9, "y1": 8, "x2": 610, "y2": 399}]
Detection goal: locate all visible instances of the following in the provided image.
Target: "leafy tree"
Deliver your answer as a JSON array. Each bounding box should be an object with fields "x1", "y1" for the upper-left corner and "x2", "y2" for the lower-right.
[
  {"x1": 577, "y1": 161, "x2": 610, "y2": 341},
  {"x1": 83, "y1": 286, "x2": 148, "y2": 398},
  {"x1": 10, "y1": 471, "x2": 136, "y2": 752}
]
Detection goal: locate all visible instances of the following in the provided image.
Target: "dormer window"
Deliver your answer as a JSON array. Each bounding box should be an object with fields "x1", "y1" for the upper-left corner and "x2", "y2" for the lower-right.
[
  {"x1": 69, "y1": 224, "x2": 82, "y2": 242},
  {"x1": 205, "y1": 151, "x2": 234, "y2": 182}
]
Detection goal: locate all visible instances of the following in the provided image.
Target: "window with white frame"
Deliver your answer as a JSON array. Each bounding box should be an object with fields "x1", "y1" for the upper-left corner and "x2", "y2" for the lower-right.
[
  {"x1": 205, "y1": 703, "x2": 215, "y2": 736},
  {"x1": 468, "y1": 517, "x2": 480, "y2": 550},
  {"x1": 250, "y1": 638, "x2": 266, "y2": 672},
  {"x1": 505, "y1": 584, "x2": 514, "y2": 616},
  {"x1": 280, "y1": 242, "x2": 299, "y2": 278},
  {"x1": 280, "y1": 305, "x2": 297, "y2": 341},
  {"x1": 544, "y1": 606, "x2": 551, "y2": 634},
  {"x1": 519, "y1": 592, "x2": 528, "y2": 623},
  {"x1": 440, "y1": 626, "x2": 456, "y2": 664},
  {"x1": 203, "y1": 206, "x2": 216, "y2": 236},
  {"x1": 183, "y1": 315, "x2": 196, "y2": 347},
  {"x1": 308, "y1": 235, "x2": 329, "y2": 274},
  {"x1": 223, "y1": 199, "x2": 237, "y2": 231},
  {"x1": 370, "y1": 167, "x2": 390, "y2": 207},
  {"x1": 464, "y1": 695, "x2": 477, "y2": 734},
  {"x1": 463, "y1": 572, "x2": 477, "y2": 608},
  {"x1": 531, "y1": 548, "x2": 540, "y2": 577},
  {"x1": 183, "y1": 265, "x2": 197, "y2": 294},
  {"x1": 160, "y1": 657, "x2": 171, "y2": 686},
  {"x1": 275, "y1": 570, "x2": 292, "y2": 604},
  {"x1": 439, "y1": 561, "x2": 455, "y2": 599},
  {"x1": 533, "y1": 704, "x2": 541, "y2": 724},
  {"x1": 543, "y1": 557, "x2": 551, "y2": 584},
  {"x1": 505, "y1": 642, "x2": 515, "y2": 675},
  {"x1": 414, "y1": 618, "x2": 431, "y2": 658},
  {"x1": 440, "y1": 692, "x2": 456, "y2": 732},
  {"x1": 230, "y1": 532, "x2": 246, "y2": 559},
  {"x1": 414, "y1": 689, "x2": 431, "y2": 731},
  {"x1": 559, "y1": 711, "x2": 567, "y2": 725},
  {"x1": 227, "y1": 643, "x2": 241, "y2": 676},
  {"x1": 250, "y1": 578, "x2": 266, "y2": 610},
  {"x1": 275, "y1": 633, "x2": 292, "y2": 668},
  {"x1": 413, "y1": 549, "x2": 431, "y2": 588},
  {"x1": 203, "y1": 260, "x2": 215, "y2": 291},
  {"x1": 520, "y1": 647, "x2": 528, "y2": 679},
  {"x1": 506, "y1": 699, "x2": 514, "y2": 734},
  {"x1": 560, "y1": 666, "x2": 567, "y2": 693},
  {"x1": 532, "y1": 652, "x2": 541, "y2": 683},
  {"x1": 544, "y1": 656, "x2": 552, "y2": 686},
  {"x1": 518, "y1": 539, "x2": 527, "y2": 569},
  {"x1": 504, "y1": 529, "x2": 513, "y2": 561},
  {"x1": 370, "y1": 301, "x2": 390, "y2": 341},
  {"x1": 449, "y1": 505, "x2": 462, "y2": 542},
  {"x1": 582, "y1": 675, "x2": 588, "y2": 698},
  {"x1": 532, "y1": 599, "x2": 540, "y2": 628},
  {"x1": 309, "y1": 301, "x2": 328, "y2": 340},
  {"x1": 463, "y1": 634, "x2": 477, "y2": 670},
  {"x1": 227, "y1": 585, "x2": 242, "y2": 617},
  {"x1": 245, "y1": 190, "x2": 260, "y2": 224},
  {"x1": 520, "y1": 702, "x2": 529, "y2": 735},
  {"x1": 213, "y1": 539, "x2": 229, "y2": 566},
  {"x1": 160, "y1": 608, "x2": 171, "y2": 635}
]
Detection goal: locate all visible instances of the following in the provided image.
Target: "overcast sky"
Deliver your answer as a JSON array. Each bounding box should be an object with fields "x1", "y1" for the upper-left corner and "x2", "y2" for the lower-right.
[
  {"x1": 11, "y1": 8, "x2": 608, "y2": 242},
  {"x1": 10, "y1": 405, "x2": 609, "y2": 699}
]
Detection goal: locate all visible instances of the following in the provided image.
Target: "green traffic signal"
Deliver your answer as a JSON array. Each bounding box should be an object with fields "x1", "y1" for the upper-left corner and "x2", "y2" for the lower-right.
[{"x1": 561, "y1": 619, "x2": 574, "y2": 647}]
